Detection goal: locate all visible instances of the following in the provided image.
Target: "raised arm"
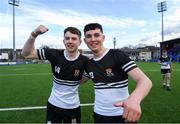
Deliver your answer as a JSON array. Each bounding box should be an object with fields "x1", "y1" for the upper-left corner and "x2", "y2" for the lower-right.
[{"x1": 21, "y1": 25, "x2": 49, "y2": 59}]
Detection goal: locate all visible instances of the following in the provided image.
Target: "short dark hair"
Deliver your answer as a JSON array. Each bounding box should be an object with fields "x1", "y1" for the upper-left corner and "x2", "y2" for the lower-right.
[
  {"x1": 84, "y1": 23, "x2": 103, "y2": 34},
  {"x1": 64, "y1": 27, "x2": 81, "y2": 39}
]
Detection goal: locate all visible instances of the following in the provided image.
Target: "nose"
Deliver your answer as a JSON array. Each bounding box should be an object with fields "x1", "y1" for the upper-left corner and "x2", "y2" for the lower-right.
[
  {"x1": 66, "y1": 38, "x2": 73, "y2": 43},
  {"x1": 90, "y1": 36, "x2": 96, "y2": 41}
]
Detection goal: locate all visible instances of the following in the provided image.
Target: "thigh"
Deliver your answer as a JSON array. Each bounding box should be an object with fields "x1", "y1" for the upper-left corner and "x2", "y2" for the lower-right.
[
  {"x1": 63, "y1": 106, "x2": 81, "y2": 123},
  {"x1": 46, "y1": 102, "x2": 63, "y2": 123},
  {"x1": 94, "y1": 112, "x2": 125, "y2": 123},
  {"x1": 166, "y1": 72, "x2": 171, "y2": 79}
]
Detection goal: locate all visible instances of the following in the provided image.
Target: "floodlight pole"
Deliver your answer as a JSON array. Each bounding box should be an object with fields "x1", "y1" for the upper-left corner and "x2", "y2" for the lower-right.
[
  {"x1": 9, "y1": 0, "x2": 19, "y2": 61},
  {"x1": 157, "y1": 1, "x2": 167, "y2": 42},
  {"x1": 113, "y1": 37, "x2": 116, "y2": 49}
]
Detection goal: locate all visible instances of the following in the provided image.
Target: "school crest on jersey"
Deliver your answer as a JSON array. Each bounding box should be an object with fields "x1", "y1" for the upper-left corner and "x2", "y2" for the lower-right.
[
  {"x1": 74, "y1": 69, "x2": 80, "y2": 77},
  {"x1": 106, "y1": 68, "x2": 114, "y2": 77}
]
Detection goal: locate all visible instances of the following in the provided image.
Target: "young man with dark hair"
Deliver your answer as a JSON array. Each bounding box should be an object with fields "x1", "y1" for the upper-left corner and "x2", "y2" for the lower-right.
[
  {"x1": 22, "y1": 25, "x2": 88, "y2": 123},
  {"x1": 83, "y1": 23, "x2": 152, "y2": 123}
]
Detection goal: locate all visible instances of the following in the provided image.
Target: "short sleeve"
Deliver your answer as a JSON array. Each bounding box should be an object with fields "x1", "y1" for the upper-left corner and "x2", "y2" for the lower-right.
[
  {"x1": 37, "y1": 48, "x2": 58, "y2": 62},
  {"x1": 113, "y1": 49, "x2": 137, "y2": 73}
]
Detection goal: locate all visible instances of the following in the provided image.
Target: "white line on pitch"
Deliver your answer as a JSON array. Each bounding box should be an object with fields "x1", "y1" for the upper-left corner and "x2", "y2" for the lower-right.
[{"x1": 0, "y1": 103, "x2": 94, "y2": 112}]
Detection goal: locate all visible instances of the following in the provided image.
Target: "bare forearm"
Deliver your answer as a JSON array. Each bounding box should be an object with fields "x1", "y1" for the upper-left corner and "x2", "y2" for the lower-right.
[
  {"x1": 128, "y1": 68, "x2": 152, "y2": 103},
  {"x1": 114, "y1": 68, "x2": 152, "y2": 122},
  {"x1": 130, "y1": 76, "x2": 152, "y2": 103}
]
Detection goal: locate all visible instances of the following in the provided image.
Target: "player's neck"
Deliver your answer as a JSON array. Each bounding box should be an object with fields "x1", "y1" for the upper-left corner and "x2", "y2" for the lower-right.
[{"x1": 93, "y1": 47, "x2": 107, "y2": 59}]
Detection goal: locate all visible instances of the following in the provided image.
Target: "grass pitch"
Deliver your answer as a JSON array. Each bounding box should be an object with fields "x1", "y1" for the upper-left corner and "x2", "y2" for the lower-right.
[{"x1": 0, "y1": 62, "x2": 180, "y2": 123}]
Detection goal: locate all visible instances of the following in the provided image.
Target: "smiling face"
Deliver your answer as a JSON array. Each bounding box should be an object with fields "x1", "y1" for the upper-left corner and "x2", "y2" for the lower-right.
[
  {"x1": 84, "y1": 28, "x2": 105, "y2": 53},
  {"x1": 63, "y1": 31, "x2": 81, "y2": 53}
]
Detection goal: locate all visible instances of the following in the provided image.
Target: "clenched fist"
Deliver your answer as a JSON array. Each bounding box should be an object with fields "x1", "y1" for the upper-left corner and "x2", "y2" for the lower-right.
[{"x1": 31, "y1": 25, "x2": 49, "y2": 38}]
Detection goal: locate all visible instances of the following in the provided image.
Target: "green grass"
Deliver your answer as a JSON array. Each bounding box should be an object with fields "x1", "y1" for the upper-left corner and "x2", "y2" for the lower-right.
[{"x1": 0, "y1": 62, "x2": 180, "y2": 123}]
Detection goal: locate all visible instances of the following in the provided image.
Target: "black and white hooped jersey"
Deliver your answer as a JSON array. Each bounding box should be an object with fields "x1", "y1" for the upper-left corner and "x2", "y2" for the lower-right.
[
  {"x1": 159, "y1": 56, "x2": 171, "y2": 69},
  {"x1": 86, "y1": 49, "x2": 137, "y2": 116},
  {"x1": 37, "y1": 48, "x2": 88, "y2": 109}
]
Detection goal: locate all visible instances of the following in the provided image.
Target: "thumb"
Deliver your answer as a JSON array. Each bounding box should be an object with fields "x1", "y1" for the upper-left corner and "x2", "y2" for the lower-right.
[{"x1": 114, "y1": 101, "x2": 124, "y2": 107}]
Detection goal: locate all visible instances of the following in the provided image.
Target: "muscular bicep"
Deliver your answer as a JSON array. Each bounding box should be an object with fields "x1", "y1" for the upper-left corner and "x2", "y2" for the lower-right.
[
  {"x1": 127, "y1": 67, "x2": 147, "y2": 83},
  {"x1": 23, "y1": 49, "x2": 39, "y2": 59}
]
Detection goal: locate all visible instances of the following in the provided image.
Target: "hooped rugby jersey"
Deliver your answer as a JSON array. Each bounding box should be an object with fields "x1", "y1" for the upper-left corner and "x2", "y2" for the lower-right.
[
  {"x1": 85, "y1": 49, "x2": 137, "y2": 116},
  {"x1": 160, "y1": 56, "x2": 171, "y2": 69},
  {"x1": 37, "y1": 48, "x2": 88, "y2": 109}
]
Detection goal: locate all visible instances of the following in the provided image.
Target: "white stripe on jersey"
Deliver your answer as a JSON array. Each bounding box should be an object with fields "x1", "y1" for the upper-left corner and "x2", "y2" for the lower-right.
[
  {"x1": 38, "y1": 49, "x2": 43, "y2": 60},
  {"x1": 38, "y1": 49, "x2": 46, "y2": 60},
  {"x1": 124, "y1": 63, "x2": 136, "y2": 72},
  {"x1": 42, "y1": 49, "x2": 46, "y2": 59},
  {"x1": 122, "y1": 61, "x2": 134, "y2": 70},
  {"x1": 40, "y1": 49, "x2": 44, "y2": 60},
  {"x1": 94, "y1": 79, "x2": 128, "y2": 89}
]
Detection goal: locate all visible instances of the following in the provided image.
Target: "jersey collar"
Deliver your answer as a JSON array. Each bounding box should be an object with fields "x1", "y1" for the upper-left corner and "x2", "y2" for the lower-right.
[
  {"x1": 93, "y1": 49, "x2": 110, "y2": 61},
  {"x1": 64, "y1": 50, "x2": 80, "y2": 61}
]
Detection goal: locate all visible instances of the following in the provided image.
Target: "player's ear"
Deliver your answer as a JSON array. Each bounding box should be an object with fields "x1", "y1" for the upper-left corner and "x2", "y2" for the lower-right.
[
  {"x1": 83, "y1": 38, "x2": 87, "y2": 44},
  {"x1": 79, "y1": 39, "x2": 82, "y2": 46},
  {"x1": 102, "y1": 35, "x2": 105, "y2": 41}
]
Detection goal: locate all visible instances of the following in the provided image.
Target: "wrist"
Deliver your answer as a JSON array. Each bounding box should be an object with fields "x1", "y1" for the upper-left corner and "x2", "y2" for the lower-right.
[
  {"x1": 129, "y1": 94, "x2": 142, "y2": 104},
  {"x1": 31, "y1": 31, "x2": 38, "y2": 39}
]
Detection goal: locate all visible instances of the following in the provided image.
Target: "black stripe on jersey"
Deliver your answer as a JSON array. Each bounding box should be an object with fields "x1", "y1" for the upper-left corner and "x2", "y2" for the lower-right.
[
  {"x1": 95, "y1": 84, "x2": 128, "y2": 89},
  {"x1": 94, "y1": 79, "x2": 128, "y2": 89},
  {"x1": 53, "y1": 80, "x2": 78, "y2": 86},
  {"x1": 37, "y1": 49, "x2": 46, "y2": 60},
  {"x1": 122, "y1": 61, "x2": 137, "y2": 73},
  {"x1": 53, "y1": 76, "x2": 79, "y2": 86}
]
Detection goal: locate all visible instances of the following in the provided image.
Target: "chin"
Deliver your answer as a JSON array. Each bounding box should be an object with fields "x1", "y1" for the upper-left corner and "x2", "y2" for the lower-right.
[
  {"x1": 69, "y1": 49, "x2": 77, "y2": 52},
  {"x1": 91, "y1": 48, "x2": 98, "y2": 53}
]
